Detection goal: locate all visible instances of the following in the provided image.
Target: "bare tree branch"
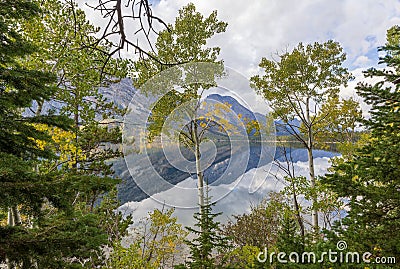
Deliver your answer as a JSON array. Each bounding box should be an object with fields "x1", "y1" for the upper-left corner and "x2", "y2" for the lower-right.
[{"x1": 81, "y1": 0, "x2": 181, "y2": 75}]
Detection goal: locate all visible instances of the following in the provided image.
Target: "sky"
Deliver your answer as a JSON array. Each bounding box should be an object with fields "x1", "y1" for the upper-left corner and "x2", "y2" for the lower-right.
[
  {"x1": 80, "y1": 0, "x2": 400, "y2": 115},
  {"x1": 78, "y1": 1, "x2": 400, "y2": 223},
  {"x1": 151, "y1": 0, "x2": 400, "y2": 116},
  {"x1": 149, "y1": 0, "x2": 400, "y2": 76}
]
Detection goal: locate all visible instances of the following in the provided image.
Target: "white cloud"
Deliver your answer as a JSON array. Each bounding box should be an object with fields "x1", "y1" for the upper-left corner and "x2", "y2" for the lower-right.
[
  {"x1": 149, "y1": 0, "x2": 400, "y2": 77},
  {"x1": 353, "y1": 55, "x2": 373, "y2": 68},
  {"x1": 119, "y1": 157, "x2": 333, "y2": 227},
  {"x1": 78, "y1": 0, "x2": 400, "y2": 74},
  {"x1": 147, "y1": 1, "x2": 399, "y2": 117},
  {"x1": 78, "y1": 0, "x2": 400, "y2": 114}
]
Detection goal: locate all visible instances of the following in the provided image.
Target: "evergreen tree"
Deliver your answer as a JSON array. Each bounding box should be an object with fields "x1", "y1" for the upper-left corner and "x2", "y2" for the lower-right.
[
  {"x1": 0, "y1": 0, "x2": 74, "y2": 266},
  {"x1": 181, "y1": 189, "x2": 230, "y2": 269},
  {"x1": 21, "y1": 0, "x2": 128, "y2": 211},
  {"x1": 274, "y1": 211, "x2": 304, "y2": 268},
  {"x1": 324, "y1": 26, "x2": 400, "y2": 260},
  {"x1": 0, "y1": 0, "x2": 130, "y2": 267}
]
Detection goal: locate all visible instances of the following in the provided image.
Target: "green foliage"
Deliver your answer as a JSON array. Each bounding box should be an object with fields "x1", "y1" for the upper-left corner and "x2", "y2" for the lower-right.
[
  {"x1": 324, "y1": 26, "x2": 400, "y2": 261},
  {"x1": 222, "y1": 192, "x2": 287, "y2": 250},
  {"x1": 23, "y1": 0, "x2": 127, "y2": 176},
  {"x1": 251, "y1": 40, "x2": 353, "y2": 230},
  {"x1": 0, "y1": 0, "x2": 81, "y2": 266},
  {"x1": 105, "y1": 207, "x2": 187, "y2": 269},
  {"x1": 221, "y1": 193, "x2": 293, "y2": 268},
  {"x1": 0, "y1": 0, "x2": 130, "y2": 266},
  {"x1": 313, "y1": 96, "x2": 362, "y2": 151},
  {"x1": 0, "y1": 0, "x2": 71, "y2": 159},
  {"x1": 133, "y1": 3, "x2": 228, "y2": 232},
  {"x1": 25, "y1": 0, "x2": 127, "y2": 219},
  {"x1": 133, "y1": 3, "x2": 227, "y2": 87},
  {"x1": 250, "y1": 41, "x2": 352, "y2": 124},
  {"x1": 181, "y1": 196, "x2": 230, "y2": 269},
  {"x1": 133, "y1": 3, "x2": 227, "y2": 145},
  {"x1": 280, "y1": 175, "x2": 344, "y2": 230},
  {"x1": 221, "y1": 192, "x2": 328, "y2": 269},
  {"x1": 94, "y1": 188, "x2": 132, "y2": 247},
  {"x1": 276, "y1": 210, "x2": 304, "y2": 256},
  {"x1": 222, "y1": 245, "x2": 263, "y2": 269},
  {"x1": 103, "y1": 242, "x2": 147, "y2": 269},
  {"x1": 250, "y1": 41, "x2": 354, "y2": 149},
  {"x1": 23, "y1": 0, "x2": 128, "y2": 87},
  {"x1": 0, "y1": 0, "x2": 39, "y2": 64},
  {"x1": 0, "y1": 211, "x2": 108, "y2": 268}
]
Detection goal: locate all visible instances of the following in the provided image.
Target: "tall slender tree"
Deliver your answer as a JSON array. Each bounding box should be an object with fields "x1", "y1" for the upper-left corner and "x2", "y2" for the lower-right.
[
  {"x1": 250, "y1": 41, "x2": 352, "y2": 230},
  {"x1": 133, "y1": 3, "x2": 227, "y2": 211}
]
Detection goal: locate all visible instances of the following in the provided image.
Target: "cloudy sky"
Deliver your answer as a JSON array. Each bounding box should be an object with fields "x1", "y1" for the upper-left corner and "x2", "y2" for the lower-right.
[
  {"x1": 81, "y1": 0, "x2": 400, "y2": 114},
  {"x1": 152, "y1": 0, "x2": 400, "y2": 115},
  {"x1": 149, "y1": 0, "x2": 400, "y2": 76},
  {"x1": 79, "y1": 1, "x2": 399, "y2": 223},
  {"x1": 79, "y1": 2, "x2": 400, "y2": 147}
]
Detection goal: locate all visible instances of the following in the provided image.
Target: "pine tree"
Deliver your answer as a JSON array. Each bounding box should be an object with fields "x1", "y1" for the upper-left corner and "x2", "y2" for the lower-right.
[
  {"x1": 0, "y1": 0, "x2": 129, "y2": 267},
  {"x1": 181, "y1": 188, "x2": 230, "y2": 269},
  {"x1": 0, "y1": 0, "x2": 75, "y2": 266},
  {"x1": 324, "y1": 26, "x2": 400, "y2": 260},
  {"x1": 275, "y1": 211, "x2": 304, "y2": 268},
  {"x1": 21, "y1": 0, "x2": 128, "y2": 212}
]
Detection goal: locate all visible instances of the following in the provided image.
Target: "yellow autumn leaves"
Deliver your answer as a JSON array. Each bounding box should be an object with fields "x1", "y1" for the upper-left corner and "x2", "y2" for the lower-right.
[
  {"x1": 200, "y1": 101, "x2": 239, "y2": 135},
  {"x1": 31, "y1": 124, "x2": 86, "y2": 168}
]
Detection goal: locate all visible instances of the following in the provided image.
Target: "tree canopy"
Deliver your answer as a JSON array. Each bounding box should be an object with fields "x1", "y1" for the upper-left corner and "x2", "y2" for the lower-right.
[
  {"x1": 324, "y1": 26, "x2": 400, "y2": 260},
  {"x1": 250, "y1": 41, "x2": 353, "y2": 230}
]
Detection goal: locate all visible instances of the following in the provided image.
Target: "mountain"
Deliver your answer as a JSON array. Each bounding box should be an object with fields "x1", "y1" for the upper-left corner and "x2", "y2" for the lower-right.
[
  {"x1": 103, "y1": 80, "x2": 329, "y2": 204},
  {"x1": 206, "y1": 94, "x2": 301, "y2": 136},
  {"x1": 25, "y1": 78, "x2": 331, "y2": 204},
  {"x1": 207, "y1": 94, "x2": 259, "y2": 121},
  {"x1": 275, "y1": 118, "x2": 301, "y2": 136},
  {"x1": 100, "y1": 78, "x2": 137, "y2": 110}
]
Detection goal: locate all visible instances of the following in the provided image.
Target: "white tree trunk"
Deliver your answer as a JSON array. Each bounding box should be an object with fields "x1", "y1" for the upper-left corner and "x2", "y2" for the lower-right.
[
  {"x1": 307, "y1": 144, "x2": 318, "y2": 230},
  {"x1": 7, "y1": 206, "x2": 21, "y2": 269},
  {"x1": 193, "y1": 122, "x2": 205, "y2": 214},
  {"x1": 306, "y1": 97, "x2": 318, "y2": 230}
]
